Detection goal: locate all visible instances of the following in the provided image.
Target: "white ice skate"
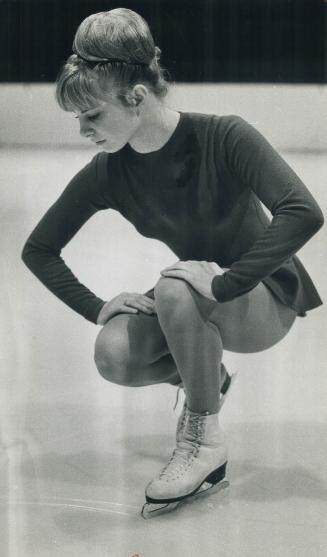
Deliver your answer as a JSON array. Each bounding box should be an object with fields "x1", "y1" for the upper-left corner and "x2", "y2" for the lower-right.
[
  {"x1": 142, "y1": 410, "x2": 229, "y2": 518},
  {"x1": 176, "y1": 363, "x2": 236, "y2": 442}
]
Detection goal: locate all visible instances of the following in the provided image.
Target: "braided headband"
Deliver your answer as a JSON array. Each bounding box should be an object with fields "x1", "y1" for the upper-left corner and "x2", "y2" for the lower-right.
[{"x1": 75, "y1": 52, "x2": 149, "y2": 67}]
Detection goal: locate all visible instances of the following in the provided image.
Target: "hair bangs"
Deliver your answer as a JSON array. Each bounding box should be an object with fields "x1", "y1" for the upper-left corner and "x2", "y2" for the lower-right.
[{"x1": 56, "y1": 69, "x2": 104, "y2": 113}]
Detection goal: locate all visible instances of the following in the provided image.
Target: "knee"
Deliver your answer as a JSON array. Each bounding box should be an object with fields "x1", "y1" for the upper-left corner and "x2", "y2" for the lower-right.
[
  {"x1": 94, "y1": 326, "x2": 124, "y2": 383},
  {"x1": 154, "y1": 277, "x2": 190, "y2": 313},
  {"x1": 94, "y1": 325, "x2": 142, "y2": 387}
]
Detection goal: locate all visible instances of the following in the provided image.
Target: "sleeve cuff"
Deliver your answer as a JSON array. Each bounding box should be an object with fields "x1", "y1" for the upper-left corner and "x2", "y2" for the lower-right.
[
  {"x1": 211, "y1": 274, "x2": 230, "y2": 303},
  {"x1": 88, "y1": 299, "x2": 107, "y2": 324},
  {"x1": 211, "y1": 272, "x2": 258, "y2": 303}
]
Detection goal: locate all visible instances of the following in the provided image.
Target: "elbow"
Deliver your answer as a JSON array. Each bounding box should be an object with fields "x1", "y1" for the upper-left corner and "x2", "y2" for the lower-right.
[
  {"x1": 297, "y1": 202, "x2": 325, "y2": 236},
  {"x1": 21, "y1": 239, "x2": 38, "y2": 271},
  {"x1": 22, "y1": 238, "x2": 59, "y2": 273},
  {"x1": 21, "y1": 241, "x2": 31, "y2": 267},
  {"x1": 309, "y1": 206, "x2": 324, "y2": 233}
]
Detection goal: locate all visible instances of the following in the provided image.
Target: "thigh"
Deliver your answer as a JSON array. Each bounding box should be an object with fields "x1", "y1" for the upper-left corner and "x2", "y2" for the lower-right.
[{"x1": 204, "y1": 282, "x2": 297, "y2": 353}]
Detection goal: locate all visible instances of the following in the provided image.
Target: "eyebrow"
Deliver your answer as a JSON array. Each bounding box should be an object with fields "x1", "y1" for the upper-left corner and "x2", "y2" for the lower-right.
[{"x1": 80, "y1": 106, "x2": 100, "y2": 114}]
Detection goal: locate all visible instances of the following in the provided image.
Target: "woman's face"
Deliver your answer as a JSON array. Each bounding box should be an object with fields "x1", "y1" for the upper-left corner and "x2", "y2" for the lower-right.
[{"x1": 75, "y1": 95, "x2": 139, "y2": 153}]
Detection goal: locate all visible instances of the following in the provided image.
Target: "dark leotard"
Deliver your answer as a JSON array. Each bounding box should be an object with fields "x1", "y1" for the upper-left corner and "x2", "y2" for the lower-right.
[{"x1": 22, "y1": 113, "x2": 324, "y2": 323}]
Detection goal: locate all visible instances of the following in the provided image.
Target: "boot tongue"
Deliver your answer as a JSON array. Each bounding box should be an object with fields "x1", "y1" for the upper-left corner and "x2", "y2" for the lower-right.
[
  {"x1": 185, "y1": 411, "x2": 223, "y2": 446},
  {"x1": 183, "y1": 413, "x2": 206, "y2": 444}
]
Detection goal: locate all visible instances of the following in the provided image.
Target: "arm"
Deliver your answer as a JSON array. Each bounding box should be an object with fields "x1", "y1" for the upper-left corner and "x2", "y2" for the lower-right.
[
  {"x1": 22, "y1": 154, "x2": 110, "y2": 323},
  {"x1": 211, "y1": 116, "x2": 324, "y2": 302}
]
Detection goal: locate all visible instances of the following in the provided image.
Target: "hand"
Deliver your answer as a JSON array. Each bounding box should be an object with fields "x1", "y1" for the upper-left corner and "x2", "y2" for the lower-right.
[
  {"x1": 97, "y1": 292, "x2": 156, "y2": 325},
  {"x1": 160, "y1": 260, "x2": 225, "y2": 300}
]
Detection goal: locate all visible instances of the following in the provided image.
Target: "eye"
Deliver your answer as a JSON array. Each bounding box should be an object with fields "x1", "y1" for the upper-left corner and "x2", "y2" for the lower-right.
[
  {"x1": 88, "y1": 113, "x2": 100, "y2": 121},
  {"x1": 74, "y1": 111, "x2": 101, "y2": 121}
]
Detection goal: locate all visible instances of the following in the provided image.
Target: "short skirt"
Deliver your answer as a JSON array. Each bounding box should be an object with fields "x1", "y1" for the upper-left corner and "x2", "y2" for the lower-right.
[{"x1": 144, "y1": 254, "x2": 323, "y2": 317}]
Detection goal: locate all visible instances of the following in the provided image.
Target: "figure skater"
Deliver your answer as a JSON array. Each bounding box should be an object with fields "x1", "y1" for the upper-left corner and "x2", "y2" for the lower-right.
[{"x1": 22, "y1": 8, "x2": 324, "y2": 517}]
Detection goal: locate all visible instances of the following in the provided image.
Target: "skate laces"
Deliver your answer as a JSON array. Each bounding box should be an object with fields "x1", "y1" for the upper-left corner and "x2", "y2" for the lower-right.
[
  {"x1": 159, "y1": 413, "x2": 206, "y2": 481},
  {"x1": 158, "y1": 446, "x2": 195, "y2": 480},
  {"x1": 185, "y1": 413, "x2": 206, "y2": 444}
]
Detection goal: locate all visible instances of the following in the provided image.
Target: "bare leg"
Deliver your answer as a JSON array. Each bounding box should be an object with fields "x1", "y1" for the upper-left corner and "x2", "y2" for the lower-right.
[
  {"x1": 205, "y1": 281, "x2": 297, "y2": 354},
  {"x1": 94, "y1": 278, "x2": 297, "y2": 413},
  {"x1": 94, "y1": 310, "x2": 180, "y2": 387},
  {"x1": 152, "y1": 278, "x2": 297, "y2": 413},
  {"x1": 153, "y1": 278, "x2": 224, "y2": 413}
]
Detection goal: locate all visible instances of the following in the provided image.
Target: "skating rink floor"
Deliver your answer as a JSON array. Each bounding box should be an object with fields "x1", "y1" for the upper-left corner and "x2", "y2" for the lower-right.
[{"x1": 1, "y1": 147, "x2": 327, "y2": 557}]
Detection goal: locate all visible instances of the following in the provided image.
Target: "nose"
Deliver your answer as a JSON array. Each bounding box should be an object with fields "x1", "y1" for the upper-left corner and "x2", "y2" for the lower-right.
[{"x1": 79, "y1": 118, "x2": 94, "y2": 139}]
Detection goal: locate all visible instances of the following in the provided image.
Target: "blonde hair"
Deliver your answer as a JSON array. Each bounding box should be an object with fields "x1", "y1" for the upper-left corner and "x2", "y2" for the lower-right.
[{"x1": 55, "y1": 8, "x2": 169, "y2": 112}]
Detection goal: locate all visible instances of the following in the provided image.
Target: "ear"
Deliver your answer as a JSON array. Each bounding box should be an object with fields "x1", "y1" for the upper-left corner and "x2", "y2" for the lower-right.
[{"x1": 126, "y1": 84, "x2": 148, "y2": 107}]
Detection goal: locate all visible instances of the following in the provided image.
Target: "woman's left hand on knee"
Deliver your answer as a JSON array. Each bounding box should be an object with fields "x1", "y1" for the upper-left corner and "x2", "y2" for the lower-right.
[{"x1": 160, "y1": 260, "x2": 224, "y2": 300}]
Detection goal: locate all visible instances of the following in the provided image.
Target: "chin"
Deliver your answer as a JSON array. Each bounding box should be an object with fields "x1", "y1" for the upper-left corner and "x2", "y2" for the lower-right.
[
  {"x1": 102, "y1": 145, "x2": 122, "y2": 154},
  {"x1": 101, "y1": 139, "x2": 129, "y2": 154}
]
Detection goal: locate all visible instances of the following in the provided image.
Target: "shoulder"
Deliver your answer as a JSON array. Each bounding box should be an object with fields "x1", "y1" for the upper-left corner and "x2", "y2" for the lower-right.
[
  {"x1": 182, "y1": 113, "x2": 277, "y2": 175},
  {"x1": 188, "y1": 113, "x2": 273, "y2": 159},
  {"x1": 57, "y1": 153, "x2": 111, "y2": 210},
  {"x1": 182, "y1": 112, "x2": 252, "y2": 147},
  {"x1": 77, "y1": 152, "x2": 108, "y2": 188},
  {"x1": 183, "y1": 111, "x2": 245, "y2": 130},
  {"x1": 72, "y1": 151, "x2": 115, "y2": 185},
  {"x1": 181, "y1": 113, "x2": 259, "y2": 166},
  {"x1": 68, "y1": 152, "x2": 101, "y2": 188}
]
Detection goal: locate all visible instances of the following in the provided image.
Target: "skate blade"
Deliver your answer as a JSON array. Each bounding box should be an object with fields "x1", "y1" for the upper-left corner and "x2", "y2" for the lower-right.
[
  {"x1": 141, "y1": 501, "x2": 179, "y2": 519},
  {"x1": 191, "y1": 478, "x2": 229, "y2": 500},
  {"x1": 141, "y1": 479, "x2": 229, "y2": 519}
]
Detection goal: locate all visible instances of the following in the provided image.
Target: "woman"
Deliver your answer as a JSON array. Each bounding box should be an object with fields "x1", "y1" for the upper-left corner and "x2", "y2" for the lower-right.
[{"x1": 22, "y1": 8, "x2": 324, "y2": 517}]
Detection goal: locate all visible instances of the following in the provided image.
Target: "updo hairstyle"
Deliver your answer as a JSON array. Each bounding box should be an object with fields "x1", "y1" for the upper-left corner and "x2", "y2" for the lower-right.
[{"x1": 55, "y1": 8, "x2": 169, "y2": 112}]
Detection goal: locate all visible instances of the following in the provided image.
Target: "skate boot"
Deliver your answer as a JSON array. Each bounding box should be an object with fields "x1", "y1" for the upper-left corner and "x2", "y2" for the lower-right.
[
  {"x1": 142, "y1": 409, "x2": 229, "y2": 518},
  {"x1": 176, "y1": 363, "x2": 236, "y2": 443}
]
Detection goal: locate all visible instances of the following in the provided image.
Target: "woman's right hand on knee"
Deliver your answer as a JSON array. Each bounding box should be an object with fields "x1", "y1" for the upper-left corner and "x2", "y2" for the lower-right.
[{"x1": 96, "y1": 292, "x2": 156, "y2": 325}]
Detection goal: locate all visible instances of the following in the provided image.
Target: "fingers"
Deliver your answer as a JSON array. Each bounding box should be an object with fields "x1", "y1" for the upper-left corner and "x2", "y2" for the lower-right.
[
  {"x1": 98, "y1": 293, "x2": 157, "y2": 325},
  {"x1": 161, "y1": 260, "x2": 224, "y2": 278},
  {"x1": 161, "y1": 260, "x2": 205, "y2": 274},
  {"x1": 160, "y1": 258, "x2": 192, "y2": 281},
  {"x1": 161, "y1": 260, "x2": 189, "y2": 272},
  {"x1": 121, "y1": 306, "x2": 139, "y2": 314},
  {"x1": 160, "y1": 268, "x2": 189, "y2": 281},
  {"x1": 123, "y1": 294, "x2": 156, "y2": 315}
]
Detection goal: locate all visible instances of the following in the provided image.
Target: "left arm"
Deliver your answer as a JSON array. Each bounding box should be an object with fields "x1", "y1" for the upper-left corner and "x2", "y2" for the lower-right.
[
  {"x1": 211, "y1": 116, "x2": 324, "y2": 302},
  {"x1": 162, "y1": 117, "x2": 324, "y2": 301}
]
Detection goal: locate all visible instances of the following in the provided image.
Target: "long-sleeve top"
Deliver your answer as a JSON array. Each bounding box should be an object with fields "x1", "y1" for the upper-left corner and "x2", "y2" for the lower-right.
[{"x1": 22, "y1": 112, "x2": 324, "y2": 324}]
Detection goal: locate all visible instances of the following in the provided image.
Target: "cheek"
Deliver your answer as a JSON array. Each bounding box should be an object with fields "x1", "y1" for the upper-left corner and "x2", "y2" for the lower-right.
[
  {"x1": 115, "y1": 118, "x2": 137, "y2": 140},
  {"x1": 100, "y1": 110, "x2": 136, "y2": 141},
  {"x1": 103, "y1": 117, "x2": 126, "y2": 135}
]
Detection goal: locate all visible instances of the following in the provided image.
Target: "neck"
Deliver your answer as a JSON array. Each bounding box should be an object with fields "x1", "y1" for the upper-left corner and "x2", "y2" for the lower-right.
[{"x1": 128, "y1": 97, "x2": 180, "y2": 154}]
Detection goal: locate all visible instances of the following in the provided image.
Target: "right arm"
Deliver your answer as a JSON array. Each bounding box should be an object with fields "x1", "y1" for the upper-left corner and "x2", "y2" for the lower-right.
[
  {"x1": 22, "y1": 154, "x2": 109, "y2": 324},
  {"x1": 22, "y1": 154, "x2": 156, "y2": 324}
]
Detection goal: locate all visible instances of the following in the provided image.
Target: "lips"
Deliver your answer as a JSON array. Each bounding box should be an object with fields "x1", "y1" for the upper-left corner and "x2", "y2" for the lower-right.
[{"x1": 95, "y1": 140, "x2": 106, "y2": 145}]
